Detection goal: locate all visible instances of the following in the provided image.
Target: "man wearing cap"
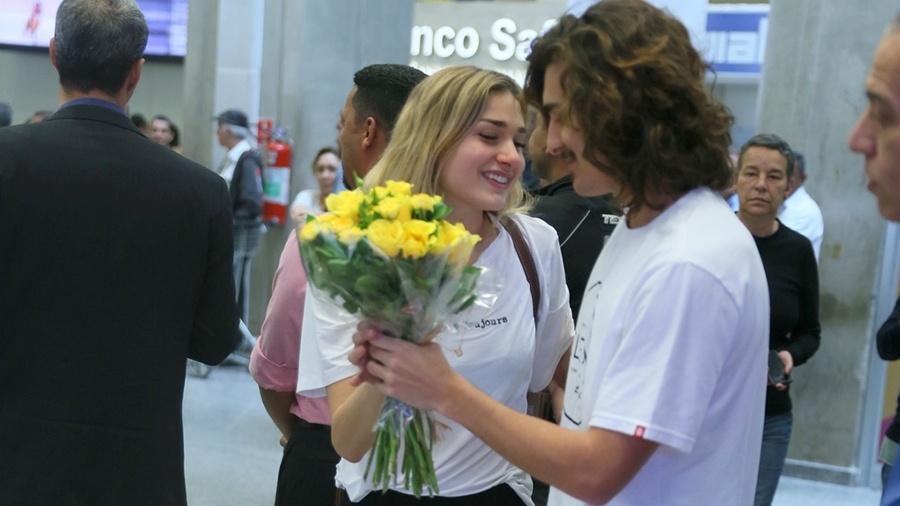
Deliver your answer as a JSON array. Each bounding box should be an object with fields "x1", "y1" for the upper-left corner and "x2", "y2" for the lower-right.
[
  {"x1": 216, "y1": 108, "x2": 265, "y2": 327},
  {"x1": 0, "y1": 1, "x2": 239, "y2": 504}
]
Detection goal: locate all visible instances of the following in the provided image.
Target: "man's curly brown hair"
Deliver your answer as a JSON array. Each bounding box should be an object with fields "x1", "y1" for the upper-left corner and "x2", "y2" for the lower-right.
[{"x1": 526, "y1": 0, "x2": 734, "y2": 211}]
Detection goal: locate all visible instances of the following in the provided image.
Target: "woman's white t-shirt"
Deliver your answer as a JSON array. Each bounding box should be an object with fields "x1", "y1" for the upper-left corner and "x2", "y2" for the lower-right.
[
  {"x1": 290, "y1": 189, "x2": 323, "y2": 214},
  {"x1": 298, "y1": 213, "x2": 573, "y2": 504},
  {"x1": 548, "y1": 188, "x2": 770, "y2": 506}
]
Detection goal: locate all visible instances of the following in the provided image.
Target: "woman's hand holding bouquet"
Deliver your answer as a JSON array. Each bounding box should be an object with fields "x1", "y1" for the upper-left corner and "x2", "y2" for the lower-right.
[{"x1": 298, "y1": 181, "x2": 483, "y2": 497}]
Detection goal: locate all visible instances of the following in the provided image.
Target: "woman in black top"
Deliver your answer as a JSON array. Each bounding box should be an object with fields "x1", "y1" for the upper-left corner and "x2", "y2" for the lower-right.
[{"x1": 735, "y1": 134, "x2": 821, "y2": 506}]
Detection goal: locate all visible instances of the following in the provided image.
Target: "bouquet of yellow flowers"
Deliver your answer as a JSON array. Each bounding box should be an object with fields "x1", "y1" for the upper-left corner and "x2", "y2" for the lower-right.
[{"x1": 298, "y1": 180, "x2": 482, "y2": 497}]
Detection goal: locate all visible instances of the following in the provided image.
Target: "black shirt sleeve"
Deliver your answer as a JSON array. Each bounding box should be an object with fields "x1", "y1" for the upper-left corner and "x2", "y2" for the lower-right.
[{"x1": 782, "y1": 239, "x2": 821, "y2": 367}]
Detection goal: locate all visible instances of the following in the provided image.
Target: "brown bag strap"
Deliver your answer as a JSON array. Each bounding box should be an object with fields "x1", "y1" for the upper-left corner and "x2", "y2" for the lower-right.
[
  {"x1": 501, "y1": 216, "x2": 540, "y2": 325},
  {"x1": 502, "y1": 216, "x2": 555, "y2": 421}
]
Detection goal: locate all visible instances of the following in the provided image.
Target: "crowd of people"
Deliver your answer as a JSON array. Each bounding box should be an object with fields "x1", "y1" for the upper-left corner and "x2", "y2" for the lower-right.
[{"x1": 3, "y1": 0, "x2": 900, "y2": 505}]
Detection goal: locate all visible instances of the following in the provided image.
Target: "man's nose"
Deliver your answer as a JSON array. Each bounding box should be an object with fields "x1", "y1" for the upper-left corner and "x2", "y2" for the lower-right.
[
  {"x1": 848, "y1": 115, "x2": 874, "y2": 157},
  {"x1": 546, "y1": 118, "x2": 565, "y2": 156}
]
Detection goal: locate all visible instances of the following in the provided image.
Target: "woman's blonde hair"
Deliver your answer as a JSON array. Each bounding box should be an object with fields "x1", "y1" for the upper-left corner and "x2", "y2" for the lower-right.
[{"x1": 364, "y1": 65, "x2": 529, "y2": 216}]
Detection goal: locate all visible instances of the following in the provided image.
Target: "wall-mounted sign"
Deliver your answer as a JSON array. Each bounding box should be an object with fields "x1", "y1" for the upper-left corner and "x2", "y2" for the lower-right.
[
  {"x1": 410, "y1": 2, "x2": 770, "y2": 83},
  {"x1": 409, "y1": 1, "x2": 565, "y2": 84},
  {"x1": 705, "y1": 5, "x2": 769, "y2": 77},
  {"x1": 411, "y1": 17, "x2": 558, "y2": 62}
]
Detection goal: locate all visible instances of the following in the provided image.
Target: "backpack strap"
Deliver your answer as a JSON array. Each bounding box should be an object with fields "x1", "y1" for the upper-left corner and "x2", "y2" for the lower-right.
[{"x1": 500, "y1": 215, "x2": 540, "y2": 325}]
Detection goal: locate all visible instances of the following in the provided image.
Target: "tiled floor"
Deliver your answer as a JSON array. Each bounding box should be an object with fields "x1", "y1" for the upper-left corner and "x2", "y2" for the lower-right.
[
  {"x1": 183, "y1": 365, "x2": 882, "y2": 505},
  {"x1": 773, "y1": 477, "x2": 880, "y2": 506},
  {"x1": 183, "y1": 363, "x2": 281, "y2": 506}
]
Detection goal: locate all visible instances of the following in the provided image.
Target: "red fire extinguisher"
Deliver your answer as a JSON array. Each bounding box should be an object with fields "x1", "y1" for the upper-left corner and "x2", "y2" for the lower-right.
[{"x1": 262, "y1": 126, "x2": 292, "y2": 225}]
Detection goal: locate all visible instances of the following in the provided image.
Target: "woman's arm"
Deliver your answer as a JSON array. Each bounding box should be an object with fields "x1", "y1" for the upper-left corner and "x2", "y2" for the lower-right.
[
  {"x1": 327, "y1": 371, "x2": 386, "y2": 462},
  {"x1": 783, "y1": 243, "x2": 821, "y2": 368}
]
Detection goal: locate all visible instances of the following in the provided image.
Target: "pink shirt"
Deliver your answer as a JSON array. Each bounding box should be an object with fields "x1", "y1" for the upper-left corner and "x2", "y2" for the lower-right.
[{"x1": 249, "y1": 235, "x2": 331, "y2": 425}]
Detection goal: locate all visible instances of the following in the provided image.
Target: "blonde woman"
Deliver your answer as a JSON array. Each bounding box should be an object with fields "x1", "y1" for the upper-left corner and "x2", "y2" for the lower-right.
[{"x1": 298, "y1": 66, "x2": 574, "y2": 505}]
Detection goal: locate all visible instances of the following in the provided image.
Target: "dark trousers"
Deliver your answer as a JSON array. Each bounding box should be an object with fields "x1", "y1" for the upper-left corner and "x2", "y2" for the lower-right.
[
  {"x1": 884, "y1": 451, "x2": 900, "y2": 506},
  {"x1": 531, "y1": 479, "x2": 549, "y2": 506},
  {"x1": 344, "y1": 484, "x2": 524, "y2": 505},
  {"x1": 233, "y1": 221, "x2": 262, "y2": 322},
  {"x1": 754, "y1": 413, "x2": 793, "y2": 506},
  {"x1": 275, "y1": 417, "x2": 341, "y2": 506}
]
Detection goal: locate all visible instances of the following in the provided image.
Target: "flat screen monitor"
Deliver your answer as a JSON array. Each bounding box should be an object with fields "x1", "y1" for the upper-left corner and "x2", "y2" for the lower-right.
[{"x1": 0, "y1": 0, "x2": 188, "y2": 58}]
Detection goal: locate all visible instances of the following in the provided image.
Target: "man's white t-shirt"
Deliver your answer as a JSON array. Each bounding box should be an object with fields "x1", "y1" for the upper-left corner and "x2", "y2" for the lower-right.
[
  {"x1": 778, "y1": 185, "x2": 824, "y2": 262},
  {"x1": 298, "y1": 214, "x2": 574, "y2": 504},
  {"x1": 548, "y1": 188, "x2": 769, "y2": 506}
]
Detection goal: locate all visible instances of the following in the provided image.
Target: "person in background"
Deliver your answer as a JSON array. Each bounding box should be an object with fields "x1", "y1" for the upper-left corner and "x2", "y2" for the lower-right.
[
  {"x1": 131, "y1": 112, "x2": 150, "y2": 135},
  {"x1": 777, "y1": 150, "x2": 824, "y2": 261},
  {"x1": 289, "y1": 146, "x2": 339, "y2": 224},
  {"x1": 215, "y1": 108, "x2": 264, "y2": 326},
  {"x1": 250, "y1": 63, "x2": 426, "y2": 506},
  {"x1": 352, "y1": 3, "x2": 770, "y2": 504},
  {"x1": 0, "y1": 102, "x2": 12, "y2": 127},
  {"x1": 847, "y1": 14, "x2": 900, "y2": 505},
  {"x1": 25, "y1": 110, "x2": 52, "y2": 124},
  {"x1": 0, "y1": 1, "x2": 239, "y2": 504},
  {"x1": 734, "y1": 133, "x2": 821, "y2": 506},
  {"x1": 151, "y1": 114, "x2": 181, "y2": 152}
]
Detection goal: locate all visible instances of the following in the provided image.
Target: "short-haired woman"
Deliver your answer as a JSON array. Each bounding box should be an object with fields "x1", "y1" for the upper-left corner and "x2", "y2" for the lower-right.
[{"x1": 735, "y1": 133, "x2": 821, "y2": 506}]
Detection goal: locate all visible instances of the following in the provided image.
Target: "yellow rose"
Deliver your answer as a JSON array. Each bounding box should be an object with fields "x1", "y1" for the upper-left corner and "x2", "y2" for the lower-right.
[
  {"x1": 338, "y1": 226, "x2": 365, "y2": 245},
  {"x1": 385, "y1": 180, "x2": 413, "y2": 197},
  {"x1": 409, "y1": 193, "x2": 442, "y2": 212},
  {"x1": 404, "y1": 220, "x2": 437, "y2": 241},
  {"x1": 448, "y1": 233, "x2": 480, "y2": 265},
  {"x1": 430, "y1": 221, "x2": 466, "y2": 254},
  {"x1": 373, "y1": 186, "x2": 391, "y2": 200},
  {"x1": 316, "y1": 213, "x2": 355, "y2": 233},
  {"x1": 374, "y1": 196, "x2": 411, "y2": 221},
  {"x1": 365, "y1": 219, "x2": 406, "y2": 257},
  {"x1": 299, "y1": 221, "x2": 321, "y2": 242},
  {"x1": 325, "y1": 190, "x2": 365, "y2": 221},
  {"x1": 401, "y1": 235, "x2": 430, "y2": 259}
]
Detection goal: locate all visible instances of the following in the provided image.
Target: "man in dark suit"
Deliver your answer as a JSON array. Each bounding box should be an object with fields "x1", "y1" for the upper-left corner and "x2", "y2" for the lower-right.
[{"x1": 0, "y1": 1, "x2": 240, "y2": 505}]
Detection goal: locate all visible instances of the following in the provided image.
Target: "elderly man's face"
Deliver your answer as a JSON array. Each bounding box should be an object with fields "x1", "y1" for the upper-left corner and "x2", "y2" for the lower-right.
[{"x1": 849, "y1": 31, "x2": 900, "y2": 221}]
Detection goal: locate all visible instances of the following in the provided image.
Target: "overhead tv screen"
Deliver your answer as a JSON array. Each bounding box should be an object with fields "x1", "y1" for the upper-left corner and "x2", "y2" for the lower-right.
[{"x1": 0, "y1": 0, "x2": 188, "y2": 58}]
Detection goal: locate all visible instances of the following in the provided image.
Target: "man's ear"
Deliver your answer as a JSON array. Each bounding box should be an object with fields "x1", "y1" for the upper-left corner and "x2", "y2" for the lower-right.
[
  {"x1": 125, "y1": 58, "x2": 145, "y2": 94},
  {"x1": 361, "y1": 117, "x2": 378, "y2": 149},
  {"x1": 49, "y1": 38, "x2": 58, "y2": 69}
]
